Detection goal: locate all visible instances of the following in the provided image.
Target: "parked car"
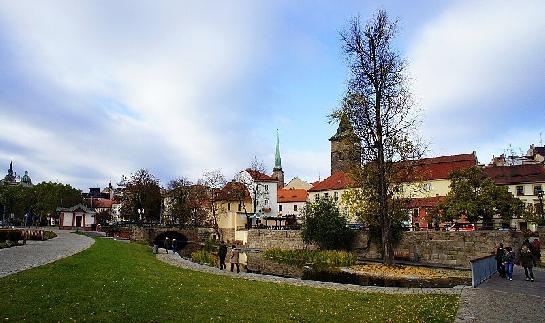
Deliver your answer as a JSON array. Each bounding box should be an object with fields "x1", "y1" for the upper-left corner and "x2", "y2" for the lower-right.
[{"x1": 447, "y1": 223, "x2": 475, "y2": 231}]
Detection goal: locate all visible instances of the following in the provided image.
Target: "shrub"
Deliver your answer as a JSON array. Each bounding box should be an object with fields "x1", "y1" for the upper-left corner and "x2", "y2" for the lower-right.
[
  {"x1": 0, "y1": 229, "x2": 23, "y2": 242},
  {"x1": 203, "y1": 238, "x2": 219, "y2": 252},
  {"x1": 263, "y1": 248, "x2": 355, "y2": 271},
  {"x1": 301, "y1": 198, "x2": 355, "y2": 250},
  {"x1": 43, "y1": 231, "x2": 57, "y2": 240},
  {"x1": 191, "y1": 250, "x2": 218, "y2": 267}
]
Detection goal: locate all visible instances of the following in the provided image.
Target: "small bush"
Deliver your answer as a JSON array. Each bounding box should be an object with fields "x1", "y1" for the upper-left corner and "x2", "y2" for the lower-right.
[
  {"x1": 191, "y1": 250, "x2": 218, "y2": 267},
  {"x1": 203, "y1": 239, "x2": 219, "y2": 252},
  {"x1": 43, "y1": 231, "x2": 57, "y2": 240},
  {"x1": 263, "y1": 248, "x2": 355, "y2": 271}
]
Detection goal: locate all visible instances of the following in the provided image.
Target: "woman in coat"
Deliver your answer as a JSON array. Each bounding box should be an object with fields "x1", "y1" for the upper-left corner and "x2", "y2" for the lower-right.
[{"x1": 519, "y1": 245, "x2": 535, "y2": 282}]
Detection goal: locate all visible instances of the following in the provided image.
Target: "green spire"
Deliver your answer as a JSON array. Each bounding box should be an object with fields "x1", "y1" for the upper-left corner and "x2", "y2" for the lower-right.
[{"x1": 274, "y1": 129, "x2": 282, "y2": 170}]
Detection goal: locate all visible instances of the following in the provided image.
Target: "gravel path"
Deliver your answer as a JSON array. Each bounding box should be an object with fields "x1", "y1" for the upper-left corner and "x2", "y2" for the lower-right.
[
  {"x1": 456, "y1": 267, "x2": 545, "y2": 322},
  {"x1": 0, "y1": 229, "x2": 94, "y2": 278},
  {"x1": 157, "y1": 252, "x2": 466, "y2": 295}
]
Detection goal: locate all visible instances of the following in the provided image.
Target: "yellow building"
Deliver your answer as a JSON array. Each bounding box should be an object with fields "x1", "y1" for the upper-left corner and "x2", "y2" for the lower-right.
[{"x1": 216, "y1": 181, "x2": 254, "y2": 244}]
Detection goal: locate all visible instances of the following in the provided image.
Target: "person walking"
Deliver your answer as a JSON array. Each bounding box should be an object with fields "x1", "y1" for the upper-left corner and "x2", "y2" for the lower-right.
[
  {"x1": 164, "y1": 237, "x2": 170, "y2": 254},
  {"x1": 219, "y1": 241, "x2": 228, "y2": 270},
  {"x1": 503, "y1": 246, "x2": 515, "y2": 281},
  {"x1": 172, "y1": 238, "x2": 177, "y2": 254},
  {"x1": 230, "y1": 245, "x2": 240, "y2": 273},
  {"x1": 495, "y1": 243, "x2": 506, "y2": 278},
  {"x1": 519, "y1": 244, "x2": 535, "y2": 282}
]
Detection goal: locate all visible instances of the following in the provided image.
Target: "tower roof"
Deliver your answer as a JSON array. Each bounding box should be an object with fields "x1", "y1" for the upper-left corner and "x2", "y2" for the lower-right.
[
  {"x1": 329, "y1": 114, "x2": 354, "y2": 141},
  {"x1": 274, "y1": 129, "x2": 282, "y2": 171}
]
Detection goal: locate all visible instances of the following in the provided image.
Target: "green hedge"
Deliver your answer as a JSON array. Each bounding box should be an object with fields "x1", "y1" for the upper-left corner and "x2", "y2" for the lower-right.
[
  {"x1": 263, "y1": 248, "x2": 356, "y2": 271},
  {"x1": 191, "y1": 250, "x2": 218, "y2": 267}
]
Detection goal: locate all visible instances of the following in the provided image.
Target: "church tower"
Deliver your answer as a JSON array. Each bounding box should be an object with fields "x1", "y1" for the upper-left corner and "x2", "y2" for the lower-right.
[
  {"x1": 329, "y1": 114, "x2": 361, "y2": 175},
  {"x1": 271, "y1": 130, "x2": 285, "y2": 189}
]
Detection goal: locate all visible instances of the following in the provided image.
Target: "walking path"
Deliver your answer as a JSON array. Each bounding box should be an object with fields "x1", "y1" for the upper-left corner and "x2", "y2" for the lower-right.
[
  {"x1": 456, "y1": 267, "x2": 545, "y2": 322},
  {"x1": 0, "y1": 229, "x2": 94, "y2": 278},
  {"x1": 157, "y1": 252, "x2": 467, "y2": 295}
]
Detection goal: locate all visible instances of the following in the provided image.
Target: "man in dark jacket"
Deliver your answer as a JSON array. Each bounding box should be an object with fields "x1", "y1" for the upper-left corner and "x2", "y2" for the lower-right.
[
  {"x1": 218, "y1": 241, "x2": 228, "y2": 270},
  {"x1": 495, "y1": 243, "x2": 506, "y2": 278},
  {"x1": 519, "y1": 245, "x2": 535, "y2": 281}
]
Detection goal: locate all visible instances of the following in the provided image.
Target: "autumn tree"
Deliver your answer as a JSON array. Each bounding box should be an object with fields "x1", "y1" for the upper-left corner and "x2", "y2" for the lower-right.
[
  {"x1": 335, "y1": 11, "x2": 425, "y2": 264},
  {"x1": 440, "y1": 166, "x2": 523, "y2": 227},
  {"x1": 234, "y1": 158, "x2": 269, "y2": 227},
  {"x1": 165, "y1": 177, "x2": 209, "y2": 227},
  {"x1": 119, "y1": 169, "x2": 162, "y2": 224}
]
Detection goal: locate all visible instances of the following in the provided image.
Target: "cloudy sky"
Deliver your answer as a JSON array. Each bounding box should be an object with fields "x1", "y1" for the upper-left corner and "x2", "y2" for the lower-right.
[{"x1": 0, "y1": 0, "x2": 544, "y2": 190}]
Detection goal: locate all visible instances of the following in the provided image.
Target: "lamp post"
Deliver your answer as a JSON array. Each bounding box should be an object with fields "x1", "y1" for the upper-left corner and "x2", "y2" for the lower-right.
[
  {"x1": 538, "y1": 190, "x2": 544, "y2": 225},
  {"x1": 137, "y1": 208, "x2": 145, "y2": 226}
]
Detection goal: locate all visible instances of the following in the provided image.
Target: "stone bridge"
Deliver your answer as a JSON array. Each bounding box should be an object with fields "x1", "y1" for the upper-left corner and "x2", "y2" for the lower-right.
[{"x1": 130, "y1": 227, "x2": 215, "y2": 246}]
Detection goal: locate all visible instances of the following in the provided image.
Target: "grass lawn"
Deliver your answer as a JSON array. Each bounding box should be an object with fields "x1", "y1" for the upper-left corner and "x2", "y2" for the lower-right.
[{"x1": 0, "y1": 238, "x2": 459, "y2": 322}]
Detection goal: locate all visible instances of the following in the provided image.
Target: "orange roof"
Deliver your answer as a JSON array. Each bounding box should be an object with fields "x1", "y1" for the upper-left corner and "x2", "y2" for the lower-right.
[
  {"x1": 91, "y1": 198, "x2": 113, "y2": 208},
  {"x1": 308, "y1": 172, "x2": 353, "y2": 192},
  {"x1": 218, "y1": 181, "x2": 251, "y2": 201},
  {"x1": 246, "y1": 169, "x2": 277, "y2": 182},
  {"x1": 413, "y1": 153, "x2": 477, "y2": 181},
  {"x1": 407, "y1": 196, "x2": 445, "y2": 209},
  {"x1": 278, "y1": 188, "x2": 308, "y2": 203}
]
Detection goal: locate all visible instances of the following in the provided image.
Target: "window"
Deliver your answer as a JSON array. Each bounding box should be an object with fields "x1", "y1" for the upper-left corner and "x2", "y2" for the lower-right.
[
  {"x1": 423, "y1": 183, "x2": 432, "y2": 191},
  {"x1": 238, "y1": 203, "x2": 242, "y2": 212},
  {"x1": 294, "y1": 205, "x2": 298, "y2": 211},
  {"x1": 315, "y1": 194, "x2": 319, "y2": 202},
  {"x1": 534, "y1": 185, "x2": 542, "y2": 196},
  {"x1": 412, "y1": 208, "x2": 419, "y2": 218},
  {"x1": 334, "y1": 191, "x2": 339, "y2": 201},
  {"x1": 324, "y1": 192, "x2": 329, "y2": 199},
  {"x1": 227, "y1": 203, "x2": 231, "y2": 211},
  {"x1": 264, "y1": 199, "x2": 269, "y2": 206},
  {"x1": 516, "y1": 186, "x2": 524, "y2": 196},
  {"x1": 264, "y1": 185, "x2": 269, "y2": 192},
  {"x1": 279, "y1": 205, "x2": 283, "y2": 212}
]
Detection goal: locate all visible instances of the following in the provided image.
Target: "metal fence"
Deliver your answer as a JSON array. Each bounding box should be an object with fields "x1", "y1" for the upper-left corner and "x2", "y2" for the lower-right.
[{"x1": 469, "y1": 254, "x2": 497, "y2": 287}]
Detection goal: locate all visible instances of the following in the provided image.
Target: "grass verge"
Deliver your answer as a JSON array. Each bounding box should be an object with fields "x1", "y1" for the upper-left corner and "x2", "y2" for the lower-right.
[{"x1": 0, "y1": 238, "x2": 459, "y2": 322}]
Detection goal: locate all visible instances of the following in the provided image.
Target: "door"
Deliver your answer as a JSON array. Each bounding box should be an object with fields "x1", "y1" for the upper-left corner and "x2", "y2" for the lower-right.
[{"x1": 76, "y1": 216, "x2": 82, "y2": 227}]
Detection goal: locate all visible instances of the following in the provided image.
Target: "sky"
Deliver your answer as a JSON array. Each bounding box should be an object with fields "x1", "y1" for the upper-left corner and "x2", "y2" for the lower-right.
[{"x1": 0, "y1": 0, "x2": 544, "y2": 190}]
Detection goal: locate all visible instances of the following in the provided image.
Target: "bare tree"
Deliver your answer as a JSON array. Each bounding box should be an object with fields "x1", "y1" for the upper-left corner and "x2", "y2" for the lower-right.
[
  {"x1": 199, "y1": 170, "x2": 227, "y2": 239},
  {"x1": 336, "y1": 11, "x2": 425, "y2": 264},
  {"x1": 234, "y1": 158, "x2": 269, "y2": 228}
]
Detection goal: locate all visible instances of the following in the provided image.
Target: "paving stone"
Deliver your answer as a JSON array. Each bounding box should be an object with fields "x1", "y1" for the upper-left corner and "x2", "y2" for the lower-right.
[{"x1": 0, "y1": 228, "x2": 94, "y2": 278}]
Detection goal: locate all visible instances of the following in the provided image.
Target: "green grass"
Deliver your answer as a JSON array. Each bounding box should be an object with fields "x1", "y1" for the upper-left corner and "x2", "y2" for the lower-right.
[{"x1": 0, "y1": 238, "x2": 459, "y2": 322}]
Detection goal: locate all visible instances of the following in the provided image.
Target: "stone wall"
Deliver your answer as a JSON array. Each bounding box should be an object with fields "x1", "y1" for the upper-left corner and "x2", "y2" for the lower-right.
[
  {"x1": 130, "y1": 227, "x2": 214, "y2": 244},
  {"x1": 247, "y1": 229, "x2": 526, "y2": 269}
]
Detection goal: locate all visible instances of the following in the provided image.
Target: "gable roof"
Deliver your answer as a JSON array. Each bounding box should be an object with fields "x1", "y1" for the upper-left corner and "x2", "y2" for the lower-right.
[
  {"x1": 413, "y1": 153, "x2": 477, "y2": 181},
  {"x1": 218, "y1": 181, "x2": 251, "y2": 202},
  {"x1": 308, "y1": 172, "x2": 353, "y2": 192},
  {"x1": 278, "y1": 188, "x2": 308, "y2": 203},
  {"x1": 245, "y1": 169, "x2": 278, "y2": 182},
  {"x1": 483, "y1": 164, "x2": 545, "y2": 185}
]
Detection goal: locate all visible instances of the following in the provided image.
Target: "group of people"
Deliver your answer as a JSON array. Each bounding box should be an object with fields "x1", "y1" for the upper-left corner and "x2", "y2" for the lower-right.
[
  {"x1": 495, "y1": 239, "x2": 541, "y2": 281},
  {"x1": 163, "y1": 237, "x2": 178, "y2": 254},
  {"x1": 218, "y1": 241, "x2": 240, "y2": 273}
]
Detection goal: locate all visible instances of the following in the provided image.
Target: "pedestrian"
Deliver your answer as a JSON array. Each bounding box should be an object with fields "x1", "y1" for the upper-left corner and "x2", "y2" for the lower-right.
[
  {"x1": 503, "y1": 246, "x2": 515, "y2": 281},
  {"x1": 495, "y1": 243, "x2": 506, "y2": 278},
  {"x1": 164, "y1": 237, "x2": 170, "y2": 254},
  {"x1": 219, "y1": 240, "x2": 228, "y2": 270},
  {"x1": 230, "y1": 245, "x2": 240, "y2": 273},
  {"x1": 172, "y1": 238, "x2": 177, "y2": 254},
  {"x1": 519, "y1": 245, "x2": 535, "y2": 282}
]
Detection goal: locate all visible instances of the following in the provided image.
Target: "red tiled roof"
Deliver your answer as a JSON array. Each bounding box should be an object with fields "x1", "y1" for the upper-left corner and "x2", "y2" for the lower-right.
[
  {"x1": 278, "y1": 188, "x2": 308, "y2": 203},
  {"x1": 308, "y1": 172, "x2": 353, "y2": 192},
  {"x1": 91, "y1": 198, "x2": 113, "y2": 208},
  {"x1": 413, "y1": 153, "x2": 477, "y2": 181},
  {"x1": 218, "y1": 181, "x2": 251, "y2": 201},
  {"x1": 245, "y1": 169, "x2": 277, "y2": 182},
  {"x1": 483, "y1": 164, "x2": 545, "y2": 185},
  {"x1": 407, "y1": 196, "x2": 445, "y2": 209}
]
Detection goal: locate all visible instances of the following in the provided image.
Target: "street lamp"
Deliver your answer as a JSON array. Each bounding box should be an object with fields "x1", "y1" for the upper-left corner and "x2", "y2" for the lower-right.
[
  {"x1": 137, "y1": 208, "x2": 145, "y2": 226},
  {"x1": 538, "y1": 190, "x2": 544, "y2": 224}
]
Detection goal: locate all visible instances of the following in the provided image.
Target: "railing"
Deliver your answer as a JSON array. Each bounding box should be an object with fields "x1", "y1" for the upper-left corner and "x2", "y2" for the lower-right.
[{"x1": 469, "y1": 254, "x2": 496, "y2": 287}]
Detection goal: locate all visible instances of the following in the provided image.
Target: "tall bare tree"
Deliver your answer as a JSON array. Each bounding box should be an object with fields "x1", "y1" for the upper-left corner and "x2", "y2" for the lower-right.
[
  {"x1": 336, "y1": 11, "x2": 425, "y2": 264},
  {"x1": 199, "y1": 170, "x2": 227, "y2": 238}
]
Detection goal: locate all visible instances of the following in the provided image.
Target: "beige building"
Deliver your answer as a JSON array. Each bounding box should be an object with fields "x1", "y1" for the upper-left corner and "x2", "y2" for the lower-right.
[
  {"x1": 307, "y1": 172, "x2": 357, "y2": 222},
  {"x1": 285, "y1": 177, "x2": 312, "y2": 190}
]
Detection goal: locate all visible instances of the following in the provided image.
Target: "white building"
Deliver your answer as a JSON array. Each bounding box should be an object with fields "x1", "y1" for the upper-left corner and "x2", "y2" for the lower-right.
[{"x1": 57, "y1": 204, "x2": 96, "y2": 231}]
